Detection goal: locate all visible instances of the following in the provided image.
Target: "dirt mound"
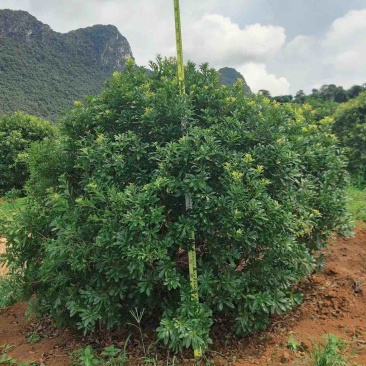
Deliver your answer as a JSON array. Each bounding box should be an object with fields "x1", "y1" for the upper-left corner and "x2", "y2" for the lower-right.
[
  {"x1": 0, "y1": 229, "x2": 365, "y2": 365},
  {"x1": 222, "y1": 228, "x2": 366, "y2": 365}
]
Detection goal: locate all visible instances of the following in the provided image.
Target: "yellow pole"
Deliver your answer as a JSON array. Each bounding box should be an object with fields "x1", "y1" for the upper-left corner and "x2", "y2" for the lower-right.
[
  {"x1": 173, "y1": 0, "x2": 185, "y2": 95},
  {"x1": 173, "y1": 0, "x2": 201, "y2": 359}
]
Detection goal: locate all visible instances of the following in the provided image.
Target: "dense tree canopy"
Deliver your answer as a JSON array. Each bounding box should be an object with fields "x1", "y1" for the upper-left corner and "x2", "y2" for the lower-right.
[
  {"x1": 0, "y1": 111, "x2": 57, "y2": 195},
  {"x1": 333, "y1": 91, "x2": 366, "y2": 186},
  {"x1": 272, "y1": 85, "x2": 366, "y2": 183}
]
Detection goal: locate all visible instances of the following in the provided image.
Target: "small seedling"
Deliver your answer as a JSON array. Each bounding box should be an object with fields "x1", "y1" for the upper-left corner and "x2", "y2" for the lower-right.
[
  {"x1": 287, "y1": 334, "x2": 302, "y2": 352},
  {"x1": 79, "y1": 345, "x2": 101, "y2": 366},
  {"x1": 142, "y1": 355, "x2": 177, "y2": 366},
  {"x1": 0, "y1": 353, "x2": 16, "y2": 365},
  {"x1": 75, "y1": 336, "x2": 131, "y2": 366},
  {"x1": 128, "y1": 308, "x2": 146, "y2": 357},
  {"x1": 102, "y1": 338, "x2": 130, "y2": 366},
  {"x1": 101, "y1": 345, "x2": 121, "y2": 358},
  {"x1": 308, "y1": 334, "x2": 348, "y2": 366},
  {"x1": 0, "y1": 344, "x2": 14, "y2": 353},
  {"x1": 26, "y1": 332, "x2": 41, "y2": 344}
]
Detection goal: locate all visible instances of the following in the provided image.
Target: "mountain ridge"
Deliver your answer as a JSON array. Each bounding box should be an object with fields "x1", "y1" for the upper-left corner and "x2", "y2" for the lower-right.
[{"x1": 0, "y1": 9, "x2": 133, "y2": 120}]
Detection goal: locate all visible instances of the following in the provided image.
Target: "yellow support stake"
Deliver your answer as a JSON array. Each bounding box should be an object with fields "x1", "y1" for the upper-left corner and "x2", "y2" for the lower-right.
[
  {"x1": 173, "y1": 0, "x2": 201, "y2": 359},
  {"x1": 173, "y1": 0, "x2": 185, "y2": 95}
]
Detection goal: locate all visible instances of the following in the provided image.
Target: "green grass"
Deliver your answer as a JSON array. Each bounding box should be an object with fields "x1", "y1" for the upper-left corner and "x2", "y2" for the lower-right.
[
  {"x1": 347, "y1": 186, "x2": 366, "y2": 223},
  {"x1": 305, "y1": 333, "x2": 365, "y2": 366}
]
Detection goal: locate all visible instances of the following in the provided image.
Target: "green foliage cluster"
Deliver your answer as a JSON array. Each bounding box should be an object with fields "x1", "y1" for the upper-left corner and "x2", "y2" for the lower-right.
[
  {"x1": 0, "y1": 112, "x2": 56, "y2": 195},
  {"x1": 72, "y1": 343, "x2": 130, "y2": 366},
  {"x1": 270, "y1": 86, "x2": 366, "y2": 185},
  {"x1": 272, "y1": 83, "x2": 366, "y2": 106},
  {"x1": 1, "y1": 58, "x2": 350, "y2": 353},
  {"x1": 270, "y1": 84, "x2": 365, "y2": 123},
  {"x1": 332, "y1": 92, "x2": 366, "y2": 185}
]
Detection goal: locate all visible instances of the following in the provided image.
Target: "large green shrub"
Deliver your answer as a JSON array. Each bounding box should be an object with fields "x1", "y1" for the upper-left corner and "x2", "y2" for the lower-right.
[
  {"x1": 0, "y1": 111, "x2": 57, "y2": 195},
  {"x1": 2, "y1": 58, "x2": 350, "y2": 353},
  {"x1": 332, "y1": 91, "x2": 366, "y2": 186}
]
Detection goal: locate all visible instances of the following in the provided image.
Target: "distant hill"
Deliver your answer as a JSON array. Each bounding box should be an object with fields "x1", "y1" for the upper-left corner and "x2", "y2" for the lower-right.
[
  {"x1": 218, "y1": 67, "x2": 251, "y2": 94},
  {"x1": 0, "y1": 9, "x2": 133, "y2": 121}
]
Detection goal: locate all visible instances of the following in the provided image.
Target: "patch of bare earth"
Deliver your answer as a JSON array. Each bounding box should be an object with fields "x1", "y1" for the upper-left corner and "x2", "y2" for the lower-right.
[{"x1": 0, "y1": 228, "x2": 365, "y2": 365}]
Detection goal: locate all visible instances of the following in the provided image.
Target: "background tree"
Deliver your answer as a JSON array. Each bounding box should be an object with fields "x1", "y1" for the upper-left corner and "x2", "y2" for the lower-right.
[
  {"x1": 294, "y1": 90, "x2": 306, "y2": 103},
  {"x1": 348, "y1": 85, "x2": 365, "y2": 99},
  {"x1": 258, "y1": 89, "x2": 271, "y2": 98},
  {"x1": 0, "y1": 111, "x2": 57, "y2": 195},
  {"x1": 273, "y1": 95, "x2": 293, "y2": 103},
  {"x1": 332, "y1": 91, "x2": 366, "y2": 186}
]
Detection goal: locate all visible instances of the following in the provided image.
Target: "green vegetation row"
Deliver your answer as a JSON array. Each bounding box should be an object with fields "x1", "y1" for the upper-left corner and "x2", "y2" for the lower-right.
[
  {"x1": 261, "y1": 84, "x2": 366, "y2": 186},
  {"x1": 265, "y1": 83, "x2": 366, "y2": 105},
  {"x1": 259, "y1": 83, "x2": 365, "y2": 124}
]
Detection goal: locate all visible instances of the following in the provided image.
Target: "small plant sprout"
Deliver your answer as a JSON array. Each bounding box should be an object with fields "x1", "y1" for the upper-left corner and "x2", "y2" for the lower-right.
[
  {"x1": 128, "y1": 308, "x2": 147, "y2": 357},
  {"x1": 0, "y1": 344, "x2": 14, "y2": 352},
  {"x1": 308, "y1": 334, "x2": 348, "y2": 366},
  {"x1": 287, "y1": 334, "x2": 302, "y2": 352},
  {"x1": 26, "y1": 331, "x2": 41, "y2": 344}
]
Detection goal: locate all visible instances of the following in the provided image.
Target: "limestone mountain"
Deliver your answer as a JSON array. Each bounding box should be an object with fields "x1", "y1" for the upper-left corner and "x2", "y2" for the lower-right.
[
  {"x1": 218, "y1": 67, "x2": 251, "y2": 94},
  {"x1": 0, "y1": 9, "x2": 133, "y2": 121}
]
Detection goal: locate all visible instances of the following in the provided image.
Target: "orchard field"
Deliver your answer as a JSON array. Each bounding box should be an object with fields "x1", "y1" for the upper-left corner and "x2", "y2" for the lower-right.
[{"x1": 1, "y1": 58, "x2": 366, "y2": 365}]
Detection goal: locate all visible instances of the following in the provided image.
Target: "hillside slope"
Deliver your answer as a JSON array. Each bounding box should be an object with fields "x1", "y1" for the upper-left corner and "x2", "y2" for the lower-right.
[{"x1": 0, "y1": 9, "x2": 133, "y2": 121}]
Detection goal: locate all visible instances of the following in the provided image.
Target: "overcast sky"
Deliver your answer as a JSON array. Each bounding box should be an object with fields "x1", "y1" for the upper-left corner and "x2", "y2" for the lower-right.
[{"x1": 1, "y1": 0, "x2": 365, "y2": 95}]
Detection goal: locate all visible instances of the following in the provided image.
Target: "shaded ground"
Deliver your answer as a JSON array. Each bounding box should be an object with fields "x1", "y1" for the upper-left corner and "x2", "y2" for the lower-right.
[{"x1": 0, "y1": 228, "x2": 365, "y2": 365}]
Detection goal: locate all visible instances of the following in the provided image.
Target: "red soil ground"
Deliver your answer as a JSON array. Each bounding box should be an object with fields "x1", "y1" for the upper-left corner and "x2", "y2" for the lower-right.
[{"x1": 1, "y1": 228, "x2": 366, "y2": 365}]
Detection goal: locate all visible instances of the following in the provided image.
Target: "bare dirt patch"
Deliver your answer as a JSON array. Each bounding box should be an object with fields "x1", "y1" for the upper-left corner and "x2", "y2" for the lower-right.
[
  {"x1": 234, "y1": 228, "x2": 366, "y2": 365},
  {"x1": 0, "y1": 302, "x2": 77, "y2": 365},
  {"x1": 0, "y1": 228, "x2": 365, "y2": 365}
]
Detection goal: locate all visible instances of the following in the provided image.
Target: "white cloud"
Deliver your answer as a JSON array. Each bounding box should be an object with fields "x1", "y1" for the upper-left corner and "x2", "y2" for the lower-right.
[
  {"x1": 238, "y1": 63, "x2": 290, "y2": 95},
  {"x1": 322, "y1": 9, "x2": 366, "y2": 74},
  {"x1": 285, "y1": 35, "x2": 317, "y2": 60},
  {"x1": 324, "y1": 9, "x2": 366, "y2": 47},
  {"x1": 268, "y1": 8, "x2": 366, "y2": 94},
  {"x1": 183, "y1": 14, "x2": 286, "y2": 67},
  {"x1": 180, "y1": 13, "x2": 289, "y2": 95}
]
